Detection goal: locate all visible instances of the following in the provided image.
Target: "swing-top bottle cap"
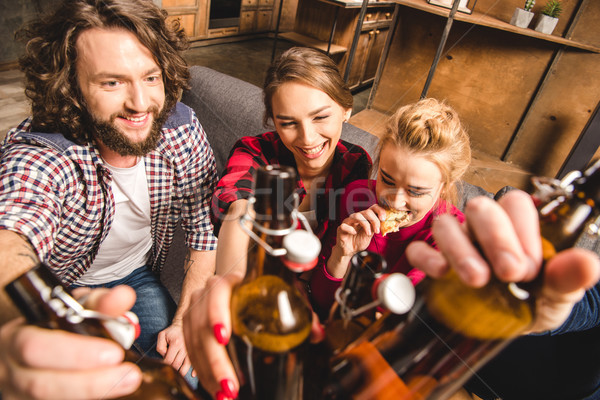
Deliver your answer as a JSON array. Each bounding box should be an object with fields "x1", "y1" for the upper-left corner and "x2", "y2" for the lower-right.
[
  {"x1": 103, "y1": 311, "x2": 140, "y2": 350},
  {"x1": 372, "y1": 273, "x2": 415, "y2": 315},
  {"x1": 282, "y1": 230, "x2": 321, "y2": 272}
]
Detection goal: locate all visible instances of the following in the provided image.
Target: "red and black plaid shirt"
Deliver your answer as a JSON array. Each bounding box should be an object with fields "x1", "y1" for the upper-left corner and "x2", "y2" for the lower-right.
[{"x1": 211, "y1": 131, "x2": 372, "y2": 242}]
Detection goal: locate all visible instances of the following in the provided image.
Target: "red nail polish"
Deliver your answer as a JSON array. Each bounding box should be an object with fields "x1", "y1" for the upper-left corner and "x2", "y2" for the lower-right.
[
  {"x1": 220, "y1": 378, "x2": 238, "y2": 398},
  {"x1": 213, "y1": 323, "x2": 229, "y2": 345},
  {"x1": 215, "y1": 391, "x2": 230, "y2": 400}
]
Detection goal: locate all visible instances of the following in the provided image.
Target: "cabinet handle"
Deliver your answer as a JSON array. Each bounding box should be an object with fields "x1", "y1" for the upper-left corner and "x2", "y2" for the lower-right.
[
  {"x1": 386, "y1": 13, "x2": 391, "y2": 18},
  {"x1": 366, "y1": 13, "x2": 372, "y2": 21}
]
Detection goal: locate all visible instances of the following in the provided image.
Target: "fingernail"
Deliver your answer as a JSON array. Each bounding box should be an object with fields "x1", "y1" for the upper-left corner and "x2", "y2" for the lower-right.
[
  {"x1": 98, "y1": 347, "x2": 124, "y2": 364},
  {"x1": 213, "y1": 323, "x2": 229, "y2": 345},
  {"x1": 216, "y1": 391, "x2": 232, "y2": 400},
  {"x1": 497, "y1": 251, "x2": 532, "y2": 280},
  {"x1": 215, "y1": 392, "x2": 233, "y2": 400},
  {"x1": 457, "y1": 256, "x2": 488, "y2": 287},
  {"x1": 220, "y1": 378, "x2": 238, "y2": 398},
  {"x1": 117, "y1": 366, "x2": 142, "y2": 389}
]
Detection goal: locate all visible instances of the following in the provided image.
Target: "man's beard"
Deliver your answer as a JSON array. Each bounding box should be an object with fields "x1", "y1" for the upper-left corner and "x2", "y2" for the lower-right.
[{"x1": 89, "y1": 106, "x2": 170, "y2": 157}]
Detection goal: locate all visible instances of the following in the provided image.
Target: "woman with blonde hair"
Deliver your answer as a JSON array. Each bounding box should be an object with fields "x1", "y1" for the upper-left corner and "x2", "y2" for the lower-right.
[{"x1": 311, "y1": 98, "x2": 471, "y2": 313}]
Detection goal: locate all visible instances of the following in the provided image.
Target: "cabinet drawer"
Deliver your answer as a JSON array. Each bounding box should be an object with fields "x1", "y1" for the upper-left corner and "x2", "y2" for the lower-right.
[
  {"x1": 241, "y1": 0, "x2": 258, "y2": 7},
  {"x1": 240, "y1": 10, "x2": 256, "y2": 31},
  {"x1": 364, "y1": 12, "x2": 377, "y2": 23},
  {"x1": 376, "y1": 9, "x2": 394, "y2": 23},
  {"x1": 256, "y1": 10, "x2": 273, "y2": 31},
  {"x1": 259, "y1": 0, "x2": 274, "y2": 7},
  {"x1": 208, "y1": 27, "x2": 239, "y2": 38}
]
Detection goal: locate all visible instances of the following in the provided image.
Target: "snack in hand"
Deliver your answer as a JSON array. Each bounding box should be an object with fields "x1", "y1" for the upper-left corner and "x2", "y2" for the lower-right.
[{"x1": 380, "y1": 209, "x2": 411, "y2": 236}]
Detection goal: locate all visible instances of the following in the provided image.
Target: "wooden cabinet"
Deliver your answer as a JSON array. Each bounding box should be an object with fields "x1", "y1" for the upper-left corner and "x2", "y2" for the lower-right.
[
  {"x1": 163, "y1": 0, "x2": 207, "y2": 39},
  {"x1": 161, "y1": 0, "x2": 285, "y2": 41},
  {"x1": 279, "y1": 0, "x2": 396, "y2": 90},
  {"x1": 240, "y1": 0, "x2": 274, "y2": 32},
  {"x1": 345, "y1": 10, "x2": 392, "y2": 88}
]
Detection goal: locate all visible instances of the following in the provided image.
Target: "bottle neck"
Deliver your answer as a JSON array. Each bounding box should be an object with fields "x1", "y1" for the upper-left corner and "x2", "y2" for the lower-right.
[
  {"x1": 5, "y1": 264, "x2": 137, "y2": 347},
  {"x1": 330, "y1": 252, "x2": 387, "y2": 323},
  {"x1": 534, "y1": 163, "x2": 600, "y2": 258},
  {"x1": 241, "y1": 200, "x2": 296, "y2": 283}
]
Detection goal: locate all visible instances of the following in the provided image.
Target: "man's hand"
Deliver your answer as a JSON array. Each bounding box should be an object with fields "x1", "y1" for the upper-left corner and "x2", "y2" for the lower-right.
[
  {"x1": 0, "y1": 285, "x2": 142, "y2": 400},
  {"x1": 157, "y1": 320, "x2": 192, "y2": 377}
]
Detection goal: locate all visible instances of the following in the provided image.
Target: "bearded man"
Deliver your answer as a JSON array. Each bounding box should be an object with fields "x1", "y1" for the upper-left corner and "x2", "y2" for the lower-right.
[{"x1": 0, "y1": 0, "x2": 217, "y2": 396}]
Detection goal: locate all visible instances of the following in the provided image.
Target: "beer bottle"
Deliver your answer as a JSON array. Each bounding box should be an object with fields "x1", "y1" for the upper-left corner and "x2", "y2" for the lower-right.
[
  {"x1": 5, "y1": 263, "x2": 200, "y2": 400},
  {"x1": 325, "y1": 251, "x2": 414, "y2": 354},
  {"x1": 229, "y1": 165, "x2": 321, "y2": 400},
  {"x1": 323, "y1": 160, "x2": 600, "y2": 400}
]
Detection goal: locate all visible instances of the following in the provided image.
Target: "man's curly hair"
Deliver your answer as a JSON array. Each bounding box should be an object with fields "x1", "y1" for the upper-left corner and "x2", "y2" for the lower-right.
[{"x1": 16, "y1": 0, "x2": 190, "y2": 144}]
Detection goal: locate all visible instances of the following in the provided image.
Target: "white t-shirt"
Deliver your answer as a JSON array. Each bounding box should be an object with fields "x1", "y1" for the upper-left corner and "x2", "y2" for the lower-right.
[{"x1": 76, "y1": 158, "x2": 152, "y2": 285}]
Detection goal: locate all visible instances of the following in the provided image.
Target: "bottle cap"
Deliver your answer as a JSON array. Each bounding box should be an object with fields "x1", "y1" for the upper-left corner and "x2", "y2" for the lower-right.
[
  {"x1": 372, "y1": 273, "x2": 415, "y2": 315},
  {"x1": 103, "y1": 311, "x2": 140, "y2": 349},
  {"x1": 282, "y1": 230, "x2": 321, "y2": 272}
]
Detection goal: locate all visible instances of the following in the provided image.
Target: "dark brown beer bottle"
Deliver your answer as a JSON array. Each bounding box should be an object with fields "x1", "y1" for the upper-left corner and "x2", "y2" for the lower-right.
[
  {"x1": 323, "y1": 160, "x2": 600, "y2": 400},
  {"x1": 5, "y1": 264, "x2": 200, "y2": 400},
  {"x1": 229, "y1": 165, "x2": 321, "y2": 400},
  {"x1": 325, "y1": 251, "x2": 415, "y2": 354}
]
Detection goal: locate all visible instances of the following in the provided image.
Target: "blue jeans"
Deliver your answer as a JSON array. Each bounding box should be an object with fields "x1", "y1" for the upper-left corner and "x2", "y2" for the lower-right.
[{"x1": 71, "y1": 266, "x2": 198, "y2": 388}]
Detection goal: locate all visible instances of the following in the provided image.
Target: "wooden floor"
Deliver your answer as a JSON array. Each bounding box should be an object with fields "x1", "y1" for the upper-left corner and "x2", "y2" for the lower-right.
[{"x1": 0, "y1": 68, "x2": 28, "y2": 141}]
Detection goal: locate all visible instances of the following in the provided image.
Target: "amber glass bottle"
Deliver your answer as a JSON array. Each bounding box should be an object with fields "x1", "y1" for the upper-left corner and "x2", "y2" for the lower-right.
[
  {"x1": 5, "y1": 263, "x2": 200, "y2": 400},
  {"x1": 323, "y1": 160, "x2": 600, "y2": 400},
  {"x1": 324, "y1": 251, "x2": 387, "y2": 354},
  {"x1": 324, "y1": 251, "x2": 415, "y2": 354},
  {"x1": 229, "y1": 165, "x2": 320, "y2": 400}
]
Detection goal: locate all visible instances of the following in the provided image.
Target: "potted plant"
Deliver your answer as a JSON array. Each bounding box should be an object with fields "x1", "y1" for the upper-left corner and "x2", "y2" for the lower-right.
[
  {"x1": 534, "y1": 0, "x2": 562, "y2": 34},
  {"x1": 510, "y1": 0, "x2": 535, "y2": 29}
]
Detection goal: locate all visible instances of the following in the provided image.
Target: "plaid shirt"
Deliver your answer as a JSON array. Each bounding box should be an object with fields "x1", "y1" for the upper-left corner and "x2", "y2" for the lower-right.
[
  {"x1": 0, "y1": 102, "x2": 217, "y2": 285},
  {"x1": 212, "y1": 131, "x2": 372, "y2": 241}
]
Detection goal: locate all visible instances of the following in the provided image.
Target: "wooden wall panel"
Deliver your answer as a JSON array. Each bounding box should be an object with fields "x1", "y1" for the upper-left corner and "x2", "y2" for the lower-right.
[
  {"x1": 369, "y1": 0, "x2": 600, "y2": 177},
  {"x1": 503, "y1": 1, "x2": 600, "y2": 177},
  {"x1": 371, "y1": 9, "x2": 553, "y2": 159},
  {"x1": 505, "y1": 51, "x2": 600, "y2": 176}
]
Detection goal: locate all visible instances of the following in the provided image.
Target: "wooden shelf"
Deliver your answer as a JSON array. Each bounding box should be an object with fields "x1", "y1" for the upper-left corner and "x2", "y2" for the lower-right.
[
  {"x1": 395, "y1": 0, "x2": 600, "y2": 53},
  {"x1": 279, "y1": 31, "x2": 347, "y2": 54}
]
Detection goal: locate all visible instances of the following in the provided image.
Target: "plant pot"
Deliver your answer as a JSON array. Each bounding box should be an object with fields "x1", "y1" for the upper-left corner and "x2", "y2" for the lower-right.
[
  {"x1": 510, "y1": 8, "x2": 534, "y2": 29},
  {"x1": 534, "y1": 14, "x2": 559, "y2": 34}
]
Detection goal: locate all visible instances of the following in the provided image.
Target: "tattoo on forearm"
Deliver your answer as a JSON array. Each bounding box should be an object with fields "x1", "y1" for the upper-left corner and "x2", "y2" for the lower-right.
[
  {"x1": 184, "y1": 250, "x2": 194, "y2": 275},
  {"x1": 17, "y1": 243, "x2": 39, "y2": 266}
]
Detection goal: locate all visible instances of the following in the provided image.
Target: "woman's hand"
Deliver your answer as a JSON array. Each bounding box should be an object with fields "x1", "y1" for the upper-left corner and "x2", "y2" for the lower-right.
[
  {"x1": 0, "y1": 285, "x2": 142, "y2": 400},
  {"x1": 327, "y1": 204, "x2": 386, "y2": 279},
  {"x1": 406, "y1": 190, "x2": 600, "y2": 334},
  {"x1": 183, "y1": 274, "x2": 240, "y2": 400},
  {"x1": 337, "y1": 204, "x2": 386, "y2": 255}
]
